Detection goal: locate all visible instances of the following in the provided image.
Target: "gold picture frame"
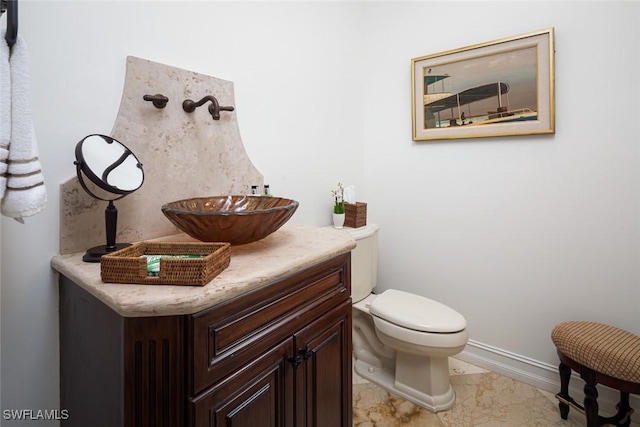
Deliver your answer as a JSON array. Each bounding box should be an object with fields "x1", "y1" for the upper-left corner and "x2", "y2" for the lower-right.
[{"x1": 412, "y1": 28, "x2": 555, "y2": 141}]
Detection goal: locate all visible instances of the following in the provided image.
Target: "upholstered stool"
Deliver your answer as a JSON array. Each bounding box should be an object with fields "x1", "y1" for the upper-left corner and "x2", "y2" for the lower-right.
[{"x1": 551, "y1": 321, "x2": 640, "y2": 427}]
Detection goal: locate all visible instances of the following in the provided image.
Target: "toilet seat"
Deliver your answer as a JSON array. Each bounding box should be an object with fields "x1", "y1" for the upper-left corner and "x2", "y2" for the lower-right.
[
  {"x1": 372, "y1": 315, "x2": 469, "y2": 351},
  {"x1": 369, "y1": 289, "x2": 466, "y2": 333}
]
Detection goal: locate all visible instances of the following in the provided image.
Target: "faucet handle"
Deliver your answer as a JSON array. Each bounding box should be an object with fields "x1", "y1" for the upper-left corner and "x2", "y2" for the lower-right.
[
  {"x1": 143, "y1": 94, "x2": 169, "y2": 109},
  {"x1": 207, "y1": 103, "x2": 235, "y2": 120}
]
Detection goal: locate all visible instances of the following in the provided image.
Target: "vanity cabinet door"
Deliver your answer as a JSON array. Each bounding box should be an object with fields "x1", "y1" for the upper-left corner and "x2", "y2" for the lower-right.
[
  {"x1": 190, "y1": 338, "x2": 295, "y2": 427},
  {"x1": 294, "y1": 300, "x2": 352, "y2": 427},
  {"x1": 190, "y1": 299, "x2": 352, "y2": 427},
  {"x1": 190, "y1": 253, "x2": 350, "y2": 395}
]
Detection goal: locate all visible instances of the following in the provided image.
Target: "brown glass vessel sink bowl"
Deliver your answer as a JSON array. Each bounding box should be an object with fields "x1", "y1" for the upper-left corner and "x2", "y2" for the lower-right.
[{"x1": 161, "y1": 195, "x2": 299, "y2": 245}]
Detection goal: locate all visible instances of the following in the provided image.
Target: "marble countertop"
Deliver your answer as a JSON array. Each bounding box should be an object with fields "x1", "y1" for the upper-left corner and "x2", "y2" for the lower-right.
[{"x1": 51, "y1": 223, "x2": 356, "y2": 318}]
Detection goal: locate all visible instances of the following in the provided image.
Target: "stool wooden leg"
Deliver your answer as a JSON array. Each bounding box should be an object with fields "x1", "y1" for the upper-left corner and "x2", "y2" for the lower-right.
[
  {"x1": 558, "y1": 362, "x2": 572, "y2": 419},
  {"x1": 595, "y1": 392, "x2": 634, "y2": 427},
  {"x1": 613, "y1": 392, "x2": 632, "y2": 427},
  {"x1": 581, "y1": 369, "x2": 599, "y2": 427},
  {"x1": 618, "y1": 391, "x2": 633, "y2": 427}
]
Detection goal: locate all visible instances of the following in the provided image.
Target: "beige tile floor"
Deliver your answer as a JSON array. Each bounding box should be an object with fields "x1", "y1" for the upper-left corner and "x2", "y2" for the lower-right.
[{"x1": 353, "y1": 358, "x2": 640, "y2": 427}]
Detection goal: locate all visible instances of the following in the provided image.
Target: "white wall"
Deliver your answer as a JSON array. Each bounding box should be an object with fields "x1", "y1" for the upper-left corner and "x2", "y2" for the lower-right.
[
  {"x1": 362, "y1": 0, "x2": 640, "y2": 390},
  {"x1": 1, "y1": 1, "x2": 639, "y2": 424},
  {"x1": 1, "y1": 1, "x2": 364, "y2": 423}
]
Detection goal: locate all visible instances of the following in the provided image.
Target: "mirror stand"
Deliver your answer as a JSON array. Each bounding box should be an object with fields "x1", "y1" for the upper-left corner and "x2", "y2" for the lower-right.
[
  {"x1": 82, "y1": 200, "x2": 131, "y2": 262},
  {"x1": 74, "y1": 134, "x2": 144, "y2": 263}
]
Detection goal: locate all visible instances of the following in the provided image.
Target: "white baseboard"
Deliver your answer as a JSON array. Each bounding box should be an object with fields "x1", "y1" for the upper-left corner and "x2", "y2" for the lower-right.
[{"x1": 456, "y1": 339, "x2": 640, "y2": 424}]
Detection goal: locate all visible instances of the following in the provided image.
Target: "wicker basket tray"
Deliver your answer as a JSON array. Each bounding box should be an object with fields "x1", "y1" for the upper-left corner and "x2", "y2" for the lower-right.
[
  {"x1": 100, "y1": 241, "x2": 231, "y2": 286},
  {"x1": 344, "y1": 202, "x2": 367, "y2": 228}
]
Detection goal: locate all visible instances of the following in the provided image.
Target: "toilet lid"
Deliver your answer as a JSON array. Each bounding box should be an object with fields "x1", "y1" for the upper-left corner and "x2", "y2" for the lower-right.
[{"x1": 369, "y1": 289, "x2": 466, "y2": 333}]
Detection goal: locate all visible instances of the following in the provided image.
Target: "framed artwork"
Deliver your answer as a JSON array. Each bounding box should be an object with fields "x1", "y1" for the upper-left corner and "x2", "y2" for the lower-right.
[{"x1": 412, "y1": 28, "x2": 555, "y2": 141}]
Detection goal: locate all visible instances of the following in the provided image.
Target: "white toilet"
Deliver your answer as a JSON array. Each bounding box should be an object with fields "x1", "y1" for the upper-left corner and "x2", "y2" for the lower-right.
[{"x1": 348, "y1": 223, "x2": 468, "y2": 412}]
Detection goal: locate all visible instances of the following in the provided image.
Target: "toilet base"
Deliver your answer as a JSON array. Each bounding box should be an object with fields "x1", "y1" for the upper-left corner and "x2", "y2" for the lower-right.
[{"x1": 354, "y1": 358, "x2": 456, "y2": 413}]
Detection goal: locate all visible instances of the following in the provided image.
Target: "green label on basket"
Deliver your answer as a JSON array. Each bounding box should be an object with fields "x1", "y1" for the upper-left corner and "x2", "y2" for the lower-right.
[{"x1": 143, "y1": 255, "x2": 204, "y2": 276}]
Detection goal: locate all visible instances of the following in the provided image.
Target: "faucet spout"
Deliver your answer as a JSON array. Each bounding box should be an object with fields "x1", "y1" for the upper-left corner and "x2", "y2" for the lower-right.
[
  {"x1": 206, "y1": 96, "x2": 220, "y2": 120},
  {"x1": 182, "y1": 95, "x2": 235, "y2": 120}
]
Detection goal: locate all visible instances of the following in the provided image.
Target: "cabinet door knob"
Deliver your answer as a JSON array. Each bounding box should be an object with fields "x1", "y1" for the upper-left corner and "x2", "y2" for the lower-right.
[
  {"x1": 287, "y1": 354, "x2": 302, "y2": 368},
  {"x1": 300, "y1": 348, "x2": 313, "y2": 360}
]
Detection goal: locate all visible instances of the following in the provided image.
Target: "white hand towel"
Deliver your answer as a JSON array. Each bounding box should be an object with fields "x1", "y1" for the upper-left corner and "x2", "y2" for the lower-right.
[
  {"x1": 0, "y1": 37, "x2": 10, "y2": 200},
  {"x1": 1, "y1": 35, "x2": 47, "y2": 222}
]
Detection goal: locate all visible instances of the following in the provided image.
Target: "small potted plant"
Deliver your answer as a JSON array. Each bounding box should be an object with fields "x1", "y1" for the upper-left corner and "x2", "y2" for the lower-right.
[{"x1": 331, "y1": 182, "x2": 345, "y2": 229}]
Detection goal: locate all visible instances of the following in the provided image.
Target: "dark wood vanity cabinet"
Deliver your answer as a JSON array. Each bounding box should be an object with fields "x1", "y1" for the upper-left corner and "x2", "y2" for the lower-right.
[
  {"x1": 190, "y1": 302, "x2": 351, "y2": 426},
  {"x1": 60, "y1": 253, "x2": 352, "y2": 427}
]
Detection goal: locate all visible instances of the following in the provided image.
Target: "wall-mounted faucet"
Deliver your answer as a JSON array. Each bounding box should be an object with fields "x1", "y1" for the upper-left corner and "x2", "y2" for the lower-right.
[{"x1": 182, "y1": 95, "x2": 235, "y2": 120}]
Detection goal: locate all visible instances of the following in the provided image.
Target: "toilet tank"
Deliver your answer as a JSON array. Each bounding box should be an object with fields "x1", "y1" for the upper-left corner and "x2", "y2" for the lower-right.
[{"x1": 346, "y1": 223, "x2": 380, "y2": 303}]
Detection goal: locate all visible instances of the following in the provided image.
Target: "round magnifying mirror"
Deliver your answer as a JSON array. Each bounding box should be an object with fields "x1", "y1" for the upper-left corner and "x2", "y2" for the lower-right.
[
  {"x1": 74, "y1": 134, "x2": 144, "y2": 262},
  {"x1": 75, "y1": 134, "x2": 144, "y2": 198}
]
